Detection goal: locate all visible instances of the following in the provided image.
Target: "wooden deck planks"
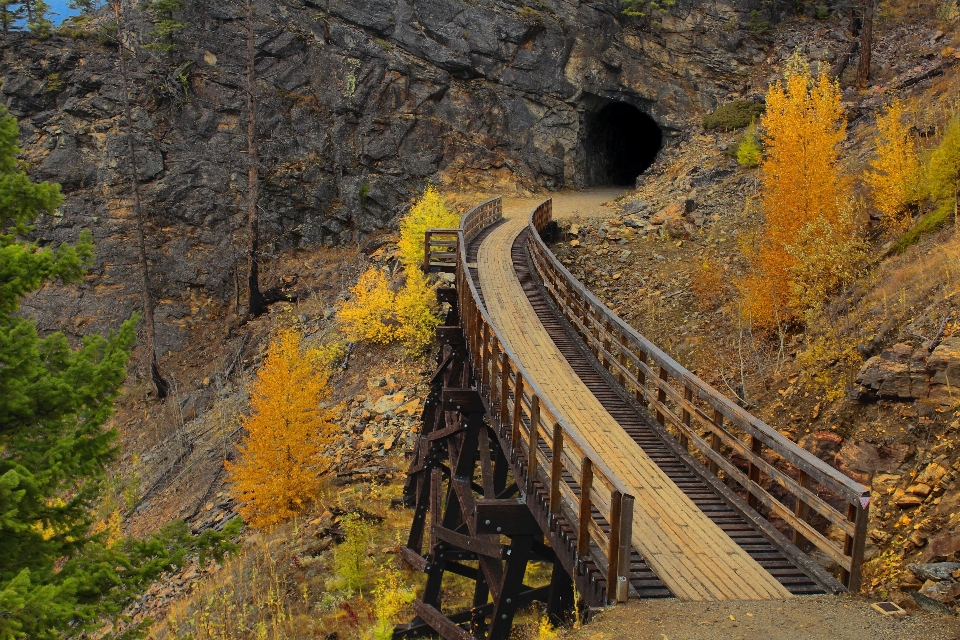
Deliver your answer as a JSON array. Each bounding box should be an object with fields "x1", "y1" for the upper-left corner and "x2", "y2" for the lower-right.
[{"x1": 477, "y1": 214, "x2": 792, "y2": 602}]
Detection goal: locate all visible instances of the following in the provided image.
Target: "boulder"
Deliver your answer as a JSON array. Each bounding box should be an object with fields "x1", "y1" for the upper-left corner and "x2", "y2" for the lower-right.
[
  {"x1": 921, "y1": 531, "x2": 960, "y2": 563},
  {"x1": 911, "y1": 591, "x2": 956, "y2": 615},
  {"x1": 908, "y1": 562, "x2": 960, "y2": 582},
  {"x1": 928, "y1": 337, "x2": 960, "y2": 405},
  {"x1": 855, "y1": 343, "x2": 929, "y2": 399},
  {"x1": 855, "y1": 337, "x2": 960, "y2": 404},
  {"x1": 371, "y1": 392, "x2": 406, "y2": 414}
]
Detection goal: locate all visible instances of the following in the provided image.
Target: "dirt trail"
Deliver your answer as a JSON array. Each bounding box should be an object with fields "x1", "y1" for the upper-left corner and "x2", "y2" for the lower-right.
[
  {"x1": 567, "y1": 595, "x2": 960, "y2": 640},
  {"x1": 501, "y1": 187, "x2": 627, "y2": 220}
]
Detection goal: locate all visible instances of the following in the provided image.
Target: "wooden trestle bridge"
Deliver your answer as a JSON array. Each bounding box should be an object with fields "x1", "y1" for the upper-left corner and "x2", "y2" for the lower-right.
[{"x1": 394, "y1": 197, "x2": 871, "y2": 639}]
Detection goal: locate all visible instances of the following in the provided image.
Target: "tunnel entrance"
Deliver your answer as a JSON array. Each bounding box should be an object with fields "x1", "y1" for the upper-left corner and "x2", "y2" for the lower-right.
[{"x1": 582, "y1": 101, "x2": 663, "y2": 187}]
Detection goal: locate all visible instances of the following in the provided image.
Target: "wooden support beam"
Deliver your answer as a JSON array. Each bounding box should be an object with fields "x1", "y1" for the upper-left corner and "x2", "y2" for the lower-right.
[
  {"x1": 475, "y1": 499, "x2": 541, "y2": 535},
  {"x1": 436, "y1": 326, "x2": 465, "y2": 344}
]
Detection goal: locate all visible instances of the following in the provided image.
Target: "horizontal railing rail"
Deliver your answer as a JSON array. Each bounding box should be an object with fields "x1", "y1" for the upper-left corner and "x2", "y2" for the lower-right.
[
  {"x1": 527, "y1": 199, "x2": 871, "y2": 593},
  {"x1": 453, "y1": 197, "x2": 636, "y2": 603}
]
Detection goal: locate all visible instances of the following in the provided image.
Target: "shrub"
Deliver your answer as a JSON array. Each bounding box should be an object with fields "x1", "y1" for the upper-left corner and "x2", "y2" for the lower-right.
[
  {"x1": 370, "y1": 566, "x2": 416, "y2": 640},
  {"x1": 226, "y1": 329, "x2": 339, "y2": 529},
  {"x1": 739, "y1": 53, "x2": 856, "y2": 329},
  {"x1": 339, "y1": 266, "x2": 440, "y2": 354},
  {"x1": 896, "y1": 116, "x2": 960, "y2": 250},
  {"x1": 621, "y1": 0, "x2": 674, "y2": 18},
  {"x1": 395, "y1": 269, "x2": 441, "y2": 353},
  {"x1": 745, "y1": 10, "x2": 770, "y2": 35},
  {"x1": 397, "y1": 186, "x2": 459, "y2": 272},
  {"x1": 331, "y1": 517, "x2": 373, "y2": 595},
  {"x1": 735, "y1": 121, "x2": 762, "y2": 167},
  {"x1": 865, "y1": 100, "x2": 922, "y2": 231},
  {"x1": 339, "y1": 268, "x2": 398, "y2": 344},
  {"x1": 926, "y1": 116, "x2": 960, "y2": 212},
  {"x1": 703, "y1": 100, "x2": 766, "y2": 131}
]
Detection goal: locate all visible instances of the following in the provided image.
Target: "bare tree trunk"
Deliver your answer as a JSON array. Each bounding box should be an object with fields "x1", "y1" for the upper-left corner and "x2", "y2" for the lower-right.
[
  {"x1": 244, "y1": 0, "x2": 266, "y2": 318},
  {"x1": 114, "y1": 1, "x2": 169, "y2": 399},
  {"x1": 856, "y1": 0, "x2": 874, "y2": 89}
]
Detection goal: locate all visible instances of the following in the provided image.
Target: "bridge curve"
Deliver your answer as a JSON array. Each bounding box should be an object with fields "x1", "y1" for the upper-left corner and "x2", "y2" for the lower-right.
[{"x1": 396, "y1": 197, "x2": 870, "y2": 640}]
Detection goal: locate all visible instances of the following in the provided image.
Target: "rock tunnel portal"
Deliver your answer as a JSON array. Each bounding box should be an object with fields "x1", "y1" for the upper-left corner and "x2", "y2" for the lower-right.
[{"x1": 582, "y1": 101, "x2": 663, "y2": 187}]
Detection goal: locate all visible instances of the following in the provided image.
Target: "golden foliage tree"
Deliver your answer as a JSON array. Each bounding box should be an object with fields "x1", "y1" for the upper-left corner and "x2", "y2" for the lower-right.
[
  {"x1": 339, "y1": 267, "x2": 441, "y2": 354},
  {"x1": 397, "y1": 185, "x2": 460, "y2": 272},
  {"x1": 395, "y1": 268, "x2": 442, "y2": 352},
  {"x1": 226, "y1": 329, "x2": 339, "y2": 529},
  {"x1": 740, "y1": 54, "x2": 858, "y2": 329},
  {"x1": 338, "y1": 268, "x2": 398, "y2": 344},
  {"x1": 865, "y1": 100, "x2": 922, "y2": 231}
]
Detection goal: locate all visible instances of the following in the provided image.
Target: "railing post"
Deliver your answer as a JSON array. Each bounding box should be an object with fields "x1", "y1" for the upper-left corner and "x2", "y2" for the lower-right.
[
  {"x1": 606, "y1": 490, "x2": 623, "y2": 604},
  {"x1": 709, "y1": 409, "x2": 723, "y2": 475},
  {"x1": 793, "y1": 470, "x2": 811, "y2": 546},
  {"x1": 528, "y1": 395, "x2": 540, "y2": 460},
  {"x1": 500, "y1": 356, "x2": 511, "y2": 430},
  {"x1": 617, "y1": 334, "x2": 629, "y2": 386},
  {"x1": 550, "y1": 423, "x2": 563, "y2": 519},
  {"x1": 656, "y1": 366, "x2": 668, "y2": 426},
  {"x1": 616, "y1": 495, "x2": 634, "y2": 603},
  {"x1": 512, "y1": 371, "x2": 525, "y2": 451},
  {"x1": 577, "y1": 457, "x2": 593, "y2": 569},
  {"x1": 423, "y1": 230, "x2": 431, "y2": 274},
  {"x1": 843, "y1": 498, "x2": 870, "y2": 592},
  {"x1": 680, "y1": 386, "x2": 692, "y2": 450},
  {"x1": 747, "y1": 436, "x2": 762, "y2": 509},
  {"x1": 635, "y1": 352, "x2": 647, "y2": 406},
  {"x1": 526, "y1": 410, "x2": 538, "y2": 494},
  {"x1": 490, "y1": 337, "x2": 500, "y2": 417},
  {"x1": 480, "y1": 324, "x2": 490, "y2": 391},
  {"x1": 602, "y1": 320, "x2": 612, "y2": 368}
]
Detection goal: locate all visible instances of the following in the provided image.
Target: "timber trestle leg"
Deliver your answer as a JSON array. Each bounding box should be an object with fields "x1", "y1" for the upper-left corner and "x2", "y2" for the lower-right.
[{"x1": 395, "y1": 292, "x2": 575, "y2": 640}]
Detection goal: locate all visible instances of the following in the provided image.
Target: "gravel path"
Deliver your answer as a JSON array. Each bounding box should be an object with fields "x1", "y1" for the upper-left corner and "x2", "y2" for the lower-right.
[
  {"x1": 502, "y1": 187, "x2": 626, "y2": 220},
  {"x1": 565, "y1": 595, "x2": 960, "y2": 640}
]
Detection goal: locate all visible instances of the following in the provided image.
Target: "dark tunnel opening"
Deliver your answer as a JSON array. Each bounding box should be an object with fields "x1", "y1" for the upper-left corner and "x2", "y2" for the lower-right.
[{"x1": 582, "y1": 101, "x2": 663, "y2": 187}]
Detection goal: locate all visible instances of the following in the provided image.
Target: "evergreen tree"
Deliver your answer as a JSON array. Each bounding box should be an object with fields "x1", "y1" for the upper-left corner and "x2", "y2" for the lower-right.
[
  {"x1": 0, "y1": 2, "x2": 23, "y2": 33},
  {"x1": 143, "y1": 0, "x2": 185, "y2": 53},
  {"x1": 0, "y1": 106, "x2": 137, "y2": 638}
]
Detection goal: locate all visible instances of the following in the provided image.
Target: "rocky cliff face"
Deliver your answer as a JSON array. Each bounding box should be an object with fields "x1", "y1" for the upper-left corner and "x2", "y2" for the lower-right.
[{"x1": 1, "y1": 0, "x2": 775, "y2": 351}]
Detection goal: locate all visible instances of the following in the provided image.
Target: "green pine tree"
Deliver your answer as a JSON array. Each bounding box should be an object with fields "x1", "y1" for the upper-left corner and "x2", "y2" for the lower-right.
[
  {"x1": 143, "y1": 0, "x2": 186, "y2": 53},
  {"x1": 25, "y1": 0, "x2": 53, "y2": 38},
  {"x1": 0, "y1": 2, "x2": 24, "y2": 33},
  {"x1": 0, "y1": 105, "x2": 137, "y2": 638}
]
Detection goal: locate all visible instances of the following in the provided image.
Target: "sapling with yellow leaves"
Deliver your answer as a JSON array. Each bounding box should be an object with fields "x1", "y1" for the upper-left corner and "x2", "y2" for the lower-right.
[{"x1": 227, "y1": 329, "x2": 341, "y2": 529}]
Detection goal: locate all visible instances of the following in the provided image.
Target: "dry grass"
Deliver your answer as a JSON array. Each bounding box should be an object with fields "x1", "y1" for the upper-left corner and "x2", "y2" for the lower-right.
[
  {"x1": 862, "y1": 229, "x2": 960, "y2": 334},
  {"x1": 152, "y1": 478, "x2": 417, "y2": 640}
]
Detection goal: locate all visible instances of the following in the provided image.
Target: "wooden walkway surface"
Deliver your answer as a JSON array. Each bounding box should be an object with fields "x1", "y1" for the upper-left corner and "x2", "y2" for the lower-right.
[{"x1": 477, "y1": 213, "x2": 792, "y2": 602}]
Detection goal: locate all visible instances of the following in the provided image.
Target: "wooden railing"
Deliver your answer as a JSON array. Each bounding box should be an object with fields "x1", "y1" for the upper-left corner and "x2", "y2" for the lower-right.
[
  {"x1": 527, "y1": 199, "x2": 871, "y2": 592},
  {"x1": 423, "y1": 229, "x2": 459, "y2": 273},
  {"x1": 450, "y1": 197, "x2": 637, "y2": 603},
  {"x1": 423, "y1": 198, "x2": 504, "y2": 273}
]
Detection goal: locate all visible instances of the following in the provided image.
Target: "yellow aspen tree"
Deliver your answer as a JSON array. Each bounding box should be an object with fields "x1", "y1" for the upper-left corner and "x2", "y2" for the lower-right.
[
  {"x1": 395, "y1": 268, "x2": 441, "y2": 353},
  {"x1": 338, "y1": 267, "x2": 398, "y2": 344},
  {"x1": 865, "y1": 99, "x2": 921, "y2": 231},
  {"x1": 226, "y1": 329, "x2": 338, "y2": 529},
  {"x1": 397, "y1": 185, "x2": 460, "y2": 272},
  {"x1": 741, "y1": 53, "x2": 853, "y2": 329}
]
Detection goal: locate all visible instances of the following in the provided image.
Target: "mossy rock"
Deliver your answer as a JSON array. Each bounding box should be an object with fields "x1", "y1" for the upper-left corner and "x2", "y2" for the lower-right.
[{"x1": 702, "y1": 100, "x2": 765, "y2": 132}]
